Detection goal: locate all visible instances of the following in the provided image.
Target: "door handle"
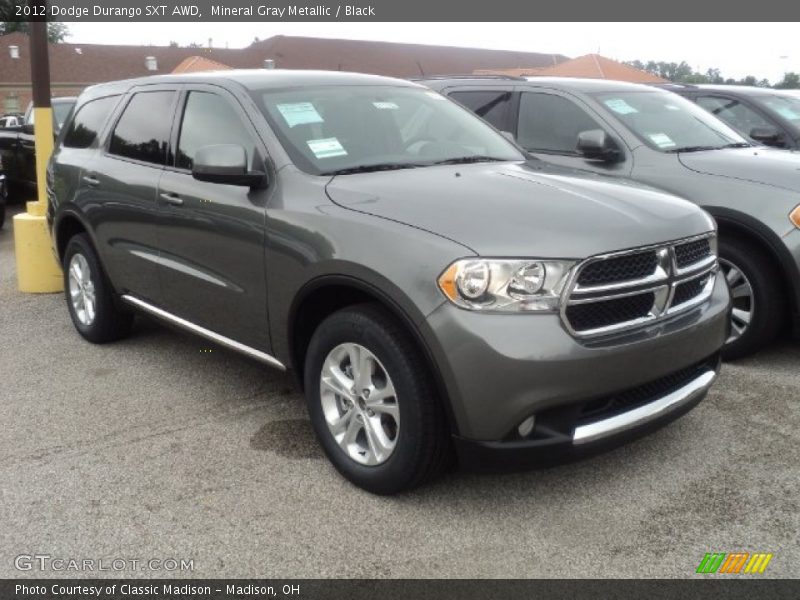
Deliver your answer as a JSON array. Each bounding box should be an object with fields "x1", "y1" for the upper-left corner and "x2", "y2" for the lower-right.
[
  {"x1": 159, "y1": 192, "x2": 184, "y2": 206},
  {"x1": 82, "y1": 174, "x2": 100, "y2": 187}
]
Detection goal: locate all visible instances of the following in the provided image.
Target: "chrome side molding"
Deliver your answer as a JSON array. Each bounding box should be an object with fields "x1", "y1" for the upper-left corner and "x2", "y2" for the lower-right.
[
  {"x1": 572, "y1": 369, "x2": 716, "y2": 445},
  {"x1": 121, "y1": 294, "x2": 286, "y2": 371}
]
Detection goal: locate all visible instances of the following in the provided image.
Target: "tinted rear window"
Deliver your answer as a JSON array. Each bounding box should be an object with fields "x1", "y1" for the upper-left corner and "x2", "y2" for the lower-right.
[
  {"x1": 108, "y1": 91, "x2": 176, "y2": 165},
  {"x1": 63, "y1": 96, "x2": 119, "y2": 149}
]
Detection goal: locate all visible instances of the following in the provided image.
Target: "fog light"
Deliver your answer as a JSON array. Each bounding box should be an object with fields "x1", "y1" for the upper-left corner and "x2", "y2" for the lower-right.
[{"x1": 517, "y1": 415, "x2": 536, "y2": 437}]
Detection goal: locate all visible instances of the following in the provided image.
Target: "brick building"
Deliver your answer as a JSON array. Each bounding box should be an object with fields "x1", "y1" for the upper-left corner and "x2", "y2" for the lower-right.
[
  {"x1": 474, "y1": 53, "x2": 668, "y2": 83},
  {"x1": 0, "y1": 32, "x2": 568, "y2": 113}
]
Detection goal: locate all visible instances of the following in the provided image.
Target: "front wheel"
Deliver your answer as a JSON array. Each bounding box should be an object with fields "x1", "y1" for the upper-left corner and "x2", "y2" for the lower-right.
[
  {"x1": 304, "y1": 304, "x2": 451, "y2": 494},
  {"x1": 718, "y1": 238, "x2": 784, "y2": 360}
]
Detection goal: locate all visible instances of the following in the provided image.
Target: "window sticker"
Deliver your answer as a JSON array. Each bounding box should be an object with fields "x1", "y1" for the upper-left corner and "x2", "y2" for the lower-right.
[
  {"x1": 276, "y1": 102, "x2": 324, "y2": 128},
  {"x1": 648, "y1": 132, "x2": 676, "y2": 148},
  {"x1": 604, "y1": 98, "x2": 638, "y2": 115},
  {"x1": 307, "y1": 137, "x2": 348, "y2": 159},
  {"x1": 373, "y1": 101, "x2": 399, "y2": 110},
  {"x1": 425, "y1": 91, "x2": 447, "y2": 101}
]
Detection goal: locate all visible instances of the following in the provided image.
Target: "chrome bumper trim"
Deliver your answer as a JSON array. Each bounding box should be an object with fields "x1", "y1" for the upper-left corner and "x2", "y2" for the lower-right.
[{"x1": 572, "y1": 369, "x2": 716, "y2": 445}]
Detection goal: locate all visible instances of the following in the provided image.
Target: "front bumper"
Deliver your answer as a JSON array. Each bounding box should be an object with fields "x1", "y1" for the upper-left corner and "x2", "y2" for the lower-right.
[
  {"x1": 454, "y1": 355, "x2": 718, "y2": 471},
  {"x1": 421, "y1": 273, "x2": 730, "y2": 464}
]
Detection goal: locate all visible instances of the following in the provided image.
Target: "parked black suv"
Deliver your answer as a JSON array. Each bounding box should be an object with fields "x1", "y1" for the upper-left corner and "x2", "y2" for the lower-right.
[
  {"x1": 48, "y1": 71, "x2": 728, "y2": 493},
  {"x1": 421, "y1": 76, "x2": 800, "y2": 358},
  {"x1": 663, "y1": 83, "x2": 800, "y2": 150},
  {"x1": 0, "y1": 96, "x2": 76, "y2": 199}
]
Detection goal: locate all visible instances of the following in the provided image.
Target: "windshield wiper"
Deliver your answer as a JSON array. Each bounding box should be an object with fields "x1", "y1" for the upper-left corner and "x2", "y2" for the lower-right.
[
  {"x1": 664, "y1": 145, "x2": 720, "y2": 153},
  {"x1": 429, "y1": 155, "x2": 508, "y2": 165},
  {"x1": 720, "y1": 142, "x2": 752, "y2": 149},
  {"x1": 321, "y1": 163, "x2": 422, "y2": 176}
]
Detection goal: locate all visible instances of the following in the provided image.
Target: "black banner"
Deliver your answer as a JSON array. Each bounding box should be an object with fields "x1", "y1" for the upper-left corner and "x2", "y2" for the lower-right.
[
  {"x1": 3, "y1": 0, "x2": 800, "y2": 22},
  {"x1": 2, "y1": 580, "x2": 800, "y2": 600}
]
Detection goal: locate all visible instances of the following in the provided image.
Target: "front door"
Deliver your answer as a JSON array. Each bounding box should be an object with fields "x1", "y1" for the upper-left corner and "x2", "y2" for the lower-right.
[{"x1": 156, "y1": 86, "x2": 271, "y2": 350}]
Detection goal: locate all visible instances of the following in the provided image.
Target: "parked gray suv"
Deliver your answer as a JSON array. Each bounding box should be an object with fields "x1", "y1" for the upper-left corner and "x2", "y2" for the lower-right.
[
  {"x1": 422, "y1": 76, "x2": 800, "y2": 358},
  {"x1": 48, "y1": 71, "x2": 729, "y2": 494}
]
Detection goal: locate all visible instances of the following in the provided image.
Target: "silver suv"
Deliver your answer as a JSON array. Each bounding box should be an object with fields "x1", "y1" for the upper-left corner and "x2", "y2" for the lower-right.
[
  {"x1": 422, "y1": 75, "x2": 800, "y2": 359},
  {"x1": 48, "y1": 71, "x2": 729, "y2": 493}
]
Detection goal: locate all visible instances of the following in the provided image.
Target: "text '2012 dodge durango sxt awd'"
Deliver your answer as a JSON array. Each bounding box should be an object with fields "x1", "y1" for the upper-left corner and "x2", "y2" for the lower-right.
[{"x1": 48, "y1": 71, "x2": 730, "y2": 494}]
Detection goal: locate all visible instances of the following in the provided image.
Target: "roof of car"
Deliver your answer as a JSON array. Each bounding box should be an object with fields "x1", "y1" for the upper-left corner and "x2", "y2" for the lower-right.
[
  {"x1": 418, "y1": 75, "x2": 669, "y2": 94},
  {"x1": 84, "y1": 69, "x2": 421, "y2": 97},
  {"x1": 657, "y1": 83, "x2": 795, "y2": 97},
  {"x1": 523, "y1": 77, "x2": 666, "y2": 93}
]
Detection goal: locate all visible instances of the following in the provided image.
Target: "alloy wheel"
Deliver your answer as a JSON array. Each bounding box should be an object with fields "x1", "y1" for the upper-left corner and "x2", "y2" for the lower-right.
[
  {"x1": 719, "y1": 257, "x2": 754, "y2": 343},
  {"x1": 319, "y1": 343, "x2": 400, "y2": 466},
  {"x1": 68, "y1": 253, "x2": 97, "y2": 326}
]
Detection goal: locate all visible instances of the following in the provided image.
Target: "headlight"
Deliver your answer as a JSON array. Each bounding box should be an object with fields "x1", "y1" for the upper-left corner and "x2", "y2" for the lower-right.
[
  {"x1": 790, "y1": 205, "x2": 800, "y2": 229},
  {"x1": 438, "y1": 258, "x2": 576, "y2": 312}
]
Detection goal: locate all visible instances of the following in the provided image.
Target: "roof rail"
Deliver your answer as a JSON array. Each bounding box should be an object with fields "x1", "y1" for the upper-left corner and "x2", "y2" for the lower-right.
[
  {"x1": 409, "y1": 74, "x2": 527, "y2": 82},
  {"x1": 653, "y1": 82, "x2": 699, "y2": 90}
]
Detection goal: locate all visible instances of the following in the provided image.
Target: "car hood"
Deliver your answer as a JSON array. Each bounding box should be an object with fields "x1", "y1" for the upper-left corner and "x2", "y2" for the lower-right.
[
  {"x1": 678, "y1": 146, "x2": 800, "y2": 192},
  {"x1": 325, "y1": 161, "x2": 713, "y2": 257}
]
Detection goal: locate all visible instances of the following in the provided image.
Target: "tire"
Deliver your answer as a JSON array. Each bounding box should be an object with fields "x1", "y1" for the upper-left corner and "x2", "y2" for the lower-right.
[
  {"x1": 304, "y1": 303, "x2": 451, "y2": 494},
  {"x1": 718, "y1": 237, "x2": 784, "y2": 360},
  {"x1": 63, "y1": 233, "x2": 133, "y2": 343}
]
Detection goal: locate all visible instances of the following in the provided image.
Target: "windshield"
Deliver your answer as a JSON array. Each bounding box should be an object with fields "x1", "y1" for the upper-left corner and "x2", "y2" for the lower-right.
[
  {"x1": 255, "y1": 85, "x2": 523, "y2": 175},
  {"x1": 592, "y1": 91, "x2": 748, "y2": 152},
  {"x1": 752, "y1": 93, "x2": 800, "y2": 125}
]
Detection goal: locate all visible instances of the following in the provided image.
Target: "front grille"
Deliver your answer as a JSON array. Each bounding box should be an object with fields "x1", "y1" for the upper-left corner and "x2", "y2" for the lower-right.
[
  {"x1": 672, "y1": 273, "x2": 710, "y2": 307},
  {"x1": 675, "y1": 238, "x2": 711, "y2": 269},
  {"x1": 565, "y1": 293, "x2": 654, "y2": 332},
  {"x1": 577, "y1": 251, "x2": 657, "y2": 286},
  {"x1": 578, "y1": 356, "x2": 717, "y2": 424},
  {"x1": 562, "y1": 235, "x2": 717, "y2": 337}
]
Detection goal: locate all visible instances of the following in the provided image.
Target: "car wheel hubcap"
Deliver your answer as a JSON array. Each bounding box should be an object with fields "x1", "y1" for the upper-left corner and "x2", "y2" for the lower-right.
[
  {"x1": 719, "y1": 257, "x2": 754, "y2": 344},
  {"x1": 68, "y1": 253, "x2": 96, "y2": 326},
  {"x1": 319, "y1": 343, "x2": 399, "y2": 466}
]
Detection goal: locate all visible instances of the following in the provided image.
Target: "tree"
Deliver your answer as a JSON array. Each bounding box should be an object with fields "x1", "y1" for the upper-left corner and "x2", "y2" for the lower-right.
[
  {"x1": 774, "y1": 72, "x2": 800, "y2": 89},
  {"x1": 0, "y1": 21, "x2": 70, "y2": 43},
  {"x1": 625, "y1": 58, "x2": 775, "y2": 87}
]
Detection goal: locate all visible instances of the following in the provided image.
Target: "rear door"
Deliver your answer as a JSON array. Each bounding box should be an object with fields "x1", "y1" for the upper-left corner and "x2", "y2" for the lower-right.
[
  {"x1": 155, "y1": 84, "x2": 272, "y2": 350},
  {"x1": 83, "y1": 86, "x2": 179, "y2": 302}
]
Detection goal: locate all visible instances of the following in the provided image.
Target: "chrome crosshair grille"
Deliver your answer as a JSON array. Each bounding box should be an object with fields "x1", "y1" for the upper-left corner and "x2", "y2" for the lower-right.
[{"x1": 561, "y1": 234, "x2": 718, "y2": 338}]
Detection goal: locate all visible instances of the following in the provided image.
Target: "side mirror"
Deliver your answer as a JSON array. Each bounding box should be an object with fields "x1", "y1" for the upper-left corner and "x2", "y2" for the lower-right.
[
  {"x1": 749, "y1": 126, "x2": 785, "y2": 147},
  {"x1": 576, "y1": 129, "x2": 622, "y2": 162},
  {"x1": 21, "y1": 123, "x2": 34, "y2": 135},
  {"x1": 191, "y1": 144, "x2": 266, "y2": 187}
]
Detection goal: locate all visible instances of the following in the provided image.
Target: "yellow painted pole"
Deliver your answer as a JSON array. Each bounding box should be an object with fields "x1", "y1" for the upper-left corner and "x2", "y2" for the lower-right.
[{"x1": 13, "y1": 15, "x2": 63, "y2": 293}]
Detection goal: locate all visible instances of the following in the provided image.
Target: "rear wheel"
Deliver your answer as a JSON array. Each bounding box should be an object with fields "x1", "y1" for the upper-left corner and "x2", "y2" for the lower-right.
[
  {"x1": 63, "y1": 233, "x2": 133, "y2": 343},
  {"x1": 304, "y1": 304, "x2": 451, "y2": 494},
  {"x1": 718, "y1": 238, "x2": 783, "y2": 360}
]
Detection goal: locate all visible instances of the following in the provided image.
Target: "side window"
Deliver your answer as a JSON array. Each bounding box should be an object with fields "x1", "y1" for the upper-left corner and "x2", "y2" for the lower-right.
[
  {"x1": 176, "y1": 91, "x2": 257, "y2": 171},
  {"x1": 450, "y1": 90, "x2": 512, "y2": 130},
  {"x1": 62, "y1": 96, "x2": 119, "y2": 149},
  {"x1": 108, "y1": 91, "x2": 176, "y2": 165},
  {"x1": 696, "y1": 96, "x2": 772, "y2": 137},
  {"x1": 517, "y1": 92, "x2": 602, "y2": 154}
]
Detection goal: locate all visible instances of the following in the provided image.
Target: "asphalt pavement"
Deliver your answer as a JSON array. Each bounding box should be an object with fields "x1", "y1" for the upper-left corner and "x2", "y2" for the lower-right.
[{"x1": 1, "y1": 206, "x2": 798, "y2": 578}]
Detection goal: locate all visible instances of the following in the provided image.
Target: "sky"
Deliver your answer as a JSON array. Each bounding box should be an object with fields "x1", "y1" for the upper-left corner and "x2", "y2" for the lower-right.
[{"x1": 64, "y1": 22, "x2": 797, "y2": 84}]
